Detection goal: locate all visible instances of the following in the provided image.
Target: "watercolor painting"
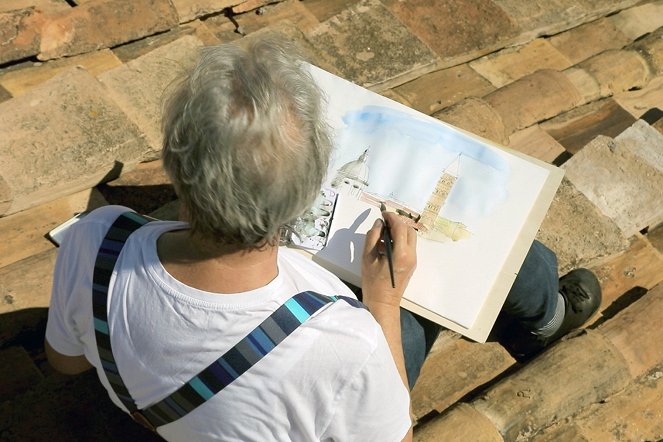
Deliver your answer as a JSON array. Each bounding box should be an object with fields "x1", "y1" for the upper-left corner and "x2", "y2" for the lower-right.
[
  {"x1": 306, "y1": 64, "x2": 563, "y2": 341},
  {"x1": 327, "y1": 105, "x2": 515, "y2": 242}
]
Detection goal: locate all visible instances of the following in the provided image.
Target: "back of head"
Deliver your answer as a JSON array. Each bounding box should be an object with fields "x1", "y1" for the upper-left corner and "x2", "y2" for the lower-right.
[{"x1": 162, "y1": 36, "x2": 332, "y2": 247}]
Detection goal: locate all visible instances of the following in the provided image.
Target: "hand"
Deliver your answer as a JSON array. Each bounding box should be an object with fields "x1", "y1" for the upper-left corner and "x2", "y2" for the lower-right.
[{"x1": 361, "y1": 211, "x2": 417, "y2": 310}]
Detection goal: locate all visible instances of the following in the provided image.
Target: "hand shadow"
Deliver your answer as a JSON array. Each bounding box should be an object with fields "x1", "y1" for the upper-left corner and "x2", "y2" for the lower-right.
[{"x1": 315, "y1": 208, "x2": 372, "y2": 269}]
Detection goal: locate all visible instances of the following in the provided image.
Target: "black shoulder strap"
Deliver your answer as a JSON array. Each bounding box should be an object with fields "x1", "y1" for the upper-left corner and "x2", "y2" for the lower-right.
[{"x1": 92, "y1": 211, "x2": 366, "y2": 432}]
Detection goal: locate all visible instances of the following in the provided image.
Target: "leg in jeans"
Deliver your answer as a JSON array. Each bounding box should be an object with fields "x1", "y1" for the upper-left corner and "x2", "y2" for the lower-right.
[
  {"x1": 401, "y1": 240, "x2": 559, "y2": 388},
  {"x1": 400, "y1": 309, "x2": 440, "y2": 389},
  {"x1": 501, "y1": 240, "x2": 559, "y2": 331}
]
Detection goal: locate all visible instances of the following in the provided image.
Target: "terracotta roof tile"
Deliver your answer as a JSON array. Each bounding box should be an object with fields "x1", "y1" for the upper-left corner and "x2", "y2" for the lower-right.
[
  {"x1": 0, "y1": 85, "x2": 11, "y2": 104},
  {"x1": 98, "y1": 35, "x2": 203, "y2": 157},
  {"x1": 0, "y1": 8, "x2": 42, "y2": 64},
  {"x1": 614, "y1": 75, "x2": 663, "y2": 119},
  {"x1": 243, "y1": 20, "x2": 342, "y2": 76},
  {"x1": 232, "y1": 0, "x2": 276, "y2": 14},
  {"x1": 111, "y1": 24, "x2": 201, "y2": 62},
  {"x1": 394, "y1": 64, "x2": 495, "y2": 115},
  {"x1": 383, "y1": 0, "x2": 519, "y2": 61},
  {"x1": 548, "y1": 16, "x2": 631, "y2": 65},
  {"x1": 600, "y1": 284, "x2": 663, "y2": 378},
  {"x1": 631, "y1": 27, "x2": 663, "y2": 75},
  {"x1": 37, "y1": 0, "x2": 179, "y2": 60},
  {"x1": 231, "y1": 0, "x2": 320, "y2": 35},
  {"x1": 0, "y1": 249, "x2": 55, "y2": 314},
  {"x1": 202, "y1": 14, "x2": 244, "y2": 43},
  {"x1": 578, "y1": 49, "x2": 652, "y2": 97},
  {"x1": 410, "y1": 336, "x2": 514, "y2": 420},
  {"x1": 376, "y1": 88, "x2": 411, "y2": 108},
  {"x1": 540, "y1": 360, "x2": 663, "y2": 441},
  {"x1": 540, "y1": 99, "x2": 637, "y2": 154},
  {"x1": 608, "y1": 1, "x2": 663, "y2": 41},
  {"x1": 184, "y1": 19, "x2": 228, "y2": 45},
  {"x1": 413, "y1": 403, "x2": 502, "y2": 441},
  {"x1": 2, "y1": 368, "x2": 161, "y2": 440},
  {"x1": 492, "y1": 0, "x2": 640, "y2": 39},
  {"x1": 590, "y1": 235, "x2": 663, "y2": 309},
  {"x1": 469, "y1": 39, "x2": 573, "y2": 88},
  {"x1": 0, "y1": 0, "x2": 69, "y2": 13},
  {"x1": 0, "y1": 346, "x2": 43, "y2": 400},
  {"x1": 307, "y1": 0, "x2": 438, "y2": 89},
  {"x1": 470, "y1": 331, "x2": 631, "y2": 441},
  {"x1": 648, "y1": 223, "x2": 663, "y2": 253},
  {"x1": 507, "y1": 125, "x2": 566, "y2": 163},
  {"x1": 536, "y1": 178, "x2": 630, "y2": 275},
  {"x1": 0, "y1": 49, "x2": 122, "y2": 97},
  {"x1": 98, "y1": 160, "x2": 175, "y2": 214},
  {"x1": 300, "y1": 0, "x2": 361, "y2": 22},
  {"x1": 0, "y1": 67, "x2": 148, "y2": 217},
  {"x1": 616, "y1": 119, "x2": 663, "y2": 172},
  {"x1": 0, "y1": 188, "x2": 106, "y2": 269},
  {"x1": 562, "y1": 134, "x2": 663, "y2": 237},
  {"x1": 0, "y1": 308, "x2": 47, "y2": 350},
  {"x1": 484, "y1": 69, "x2": 582, "y2": 134},
  {"x1": 654, "y1": 113, "x2": 663, "y2": 136},
  {"x1": 562, "y1": 66, "x2": 601, "y2": 105},
  {"x1": 170, "y1": 0, "x2": 239, "y2": 24},
  {"x1": 434, "y1": 97, "x2": 508, "y2": 145}
]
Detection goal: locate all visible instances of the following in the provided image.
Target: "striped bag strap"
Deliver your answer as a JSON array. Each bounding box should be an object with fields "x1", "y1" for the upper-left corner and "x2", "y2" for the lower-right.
[
  {"x1": 92, "y1": 211, "x2": 154, "y2": 418},
  {"x1": 137, "y1": 290, "x2": 366, "y2": 430},
  {"x1": 93, "y1": 211, "x2": 366, "y2": 432}
]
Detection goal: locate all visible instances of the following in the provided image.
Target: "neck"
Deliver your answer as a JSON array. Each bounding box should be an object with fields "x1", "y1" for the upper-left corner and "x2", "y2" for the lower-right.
[{"x1": 157, "y1": 230, "x2": 279, "y2": 294}]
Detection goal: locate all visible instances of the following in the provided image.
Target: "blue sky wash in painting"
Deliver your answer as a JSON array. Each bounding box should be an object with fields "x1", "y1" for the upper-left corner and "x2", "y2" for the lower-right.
[{"x1": 332, "y1": 105, "x2": 511, "y2": 230}]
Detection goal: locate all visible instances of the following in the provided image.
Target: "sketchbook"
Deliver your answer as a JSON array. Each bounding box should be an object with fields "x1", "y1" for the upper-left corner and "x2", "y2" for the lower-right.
[{"x1": 293, "y1": 65, "x2": 563, "y2": 342}]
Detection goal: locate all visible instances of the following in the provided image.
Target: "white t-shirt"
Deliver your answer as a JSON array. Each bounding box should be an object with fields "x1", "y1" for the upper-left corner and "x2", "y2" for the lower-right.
[{"x1": 46, "y1": 205, "x2": 410, "y2": 441}]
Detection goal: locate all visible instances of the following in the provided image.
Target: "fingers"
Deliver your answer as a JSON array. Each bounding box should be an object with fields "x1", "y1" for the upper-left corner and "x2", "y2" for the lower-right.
[
  {"x1": 382, "y1": 211, "x2": 412, "y2": 256},
  {"x1": 363, "y1": 218, "x2": 384, "y2": 259},
  {"x1": 407, "y1": 219, "x2": 417, "y2": 248},
  {"x1": 363, "y1": 211, "x2": 417, "y2": 263}
]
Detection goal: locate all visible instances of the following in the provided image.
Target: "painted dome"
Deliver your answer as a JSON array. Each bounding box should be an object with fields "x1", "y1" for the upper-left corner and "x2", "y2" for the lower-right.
[{"x1": 336, "y1": 149, "x2": 369, "y2": 185}]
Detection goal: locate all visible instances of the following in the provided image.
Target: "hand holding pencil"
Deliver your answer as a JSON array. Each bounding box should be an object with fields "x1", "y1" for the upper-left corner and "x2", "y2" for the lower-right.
[{"x1": 361, "y1": 208, "x2": 418, "y2": 310}]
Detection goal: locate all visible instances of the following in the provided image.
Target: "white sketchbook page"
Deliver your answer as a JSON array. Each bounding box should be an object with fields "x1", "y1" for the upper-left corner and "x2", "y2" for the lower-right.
[{"x1": 307, "y1": 64, "x2": 556, "y2": 331}]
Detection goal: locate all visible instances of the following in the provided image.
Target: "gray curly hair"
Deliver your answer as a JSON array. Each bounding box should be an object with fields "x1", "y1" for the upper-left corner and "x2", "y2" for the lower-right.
[{"x1": 162, "y1": 36, "x2": 332, "y2": 247}]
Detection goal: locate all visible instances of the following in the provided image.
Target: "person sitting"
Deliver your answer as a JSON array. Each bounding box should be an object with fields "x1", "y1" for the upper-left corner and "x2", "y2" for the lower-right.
[{"x1": 44, "y1": 36, "x2": 601, "y2": 442}]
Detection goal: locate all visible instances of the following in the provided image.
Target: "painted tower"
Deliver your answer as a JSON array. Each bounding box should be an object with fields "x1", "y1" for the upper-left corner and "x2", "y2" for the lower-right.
[
  {"x1": 331, "y1": 149, "x2": 370, "y2": 197},
  {"x1": 419, "y1": 155, "x2": 460, "y2": 233}
]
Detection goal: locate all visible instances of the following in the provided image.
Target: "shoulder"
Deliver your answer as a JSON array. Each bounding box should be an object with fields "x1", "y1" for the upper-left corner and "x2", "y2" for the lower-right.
[
  {"x1": 278, "y1": 248, "x2": 357, "y2": 298},
  {"x1": 54, "y1": 205, "x2": 161, "y2": 290}
]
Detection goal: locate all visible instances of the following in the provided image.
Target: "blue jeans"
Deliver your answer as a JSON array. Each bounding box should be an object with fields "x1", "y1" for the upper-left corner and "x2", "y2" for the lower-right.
[{"x1": 401, "y1": 240, "x2": 559, "y2": 389}]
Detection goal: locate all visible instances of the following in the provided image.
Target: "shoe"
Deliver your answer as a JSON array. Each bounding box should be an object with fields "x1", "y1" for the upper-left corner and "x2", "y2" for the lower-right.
[
  {"x1": 537, "y1": 268, "x2": 602, "y2": 347},
  {"x1": 495, "y1": 268, "x2": 602, "y2": 359}
]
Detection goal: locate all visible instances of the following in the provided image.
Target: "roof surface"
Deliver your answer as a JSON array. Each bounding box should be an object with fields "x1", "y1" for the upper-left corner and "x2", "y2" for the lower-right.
[{"x1": 1, "y1": 0, "x2": 663, "y2": 440}]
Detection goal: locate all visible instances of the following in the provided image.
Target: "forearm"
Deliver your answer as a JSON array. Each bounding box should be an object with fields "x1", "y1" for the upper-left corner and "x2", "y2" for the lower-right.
[
  {"x1": 367, "y1": 302, "x2": 413, "y2": 442},
  {"x1": 366, "y1": 302, "x2": 408, "y2": 392},
  {"x1": 361, "y1": 212, "x2": 416, "y2": 441}
]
